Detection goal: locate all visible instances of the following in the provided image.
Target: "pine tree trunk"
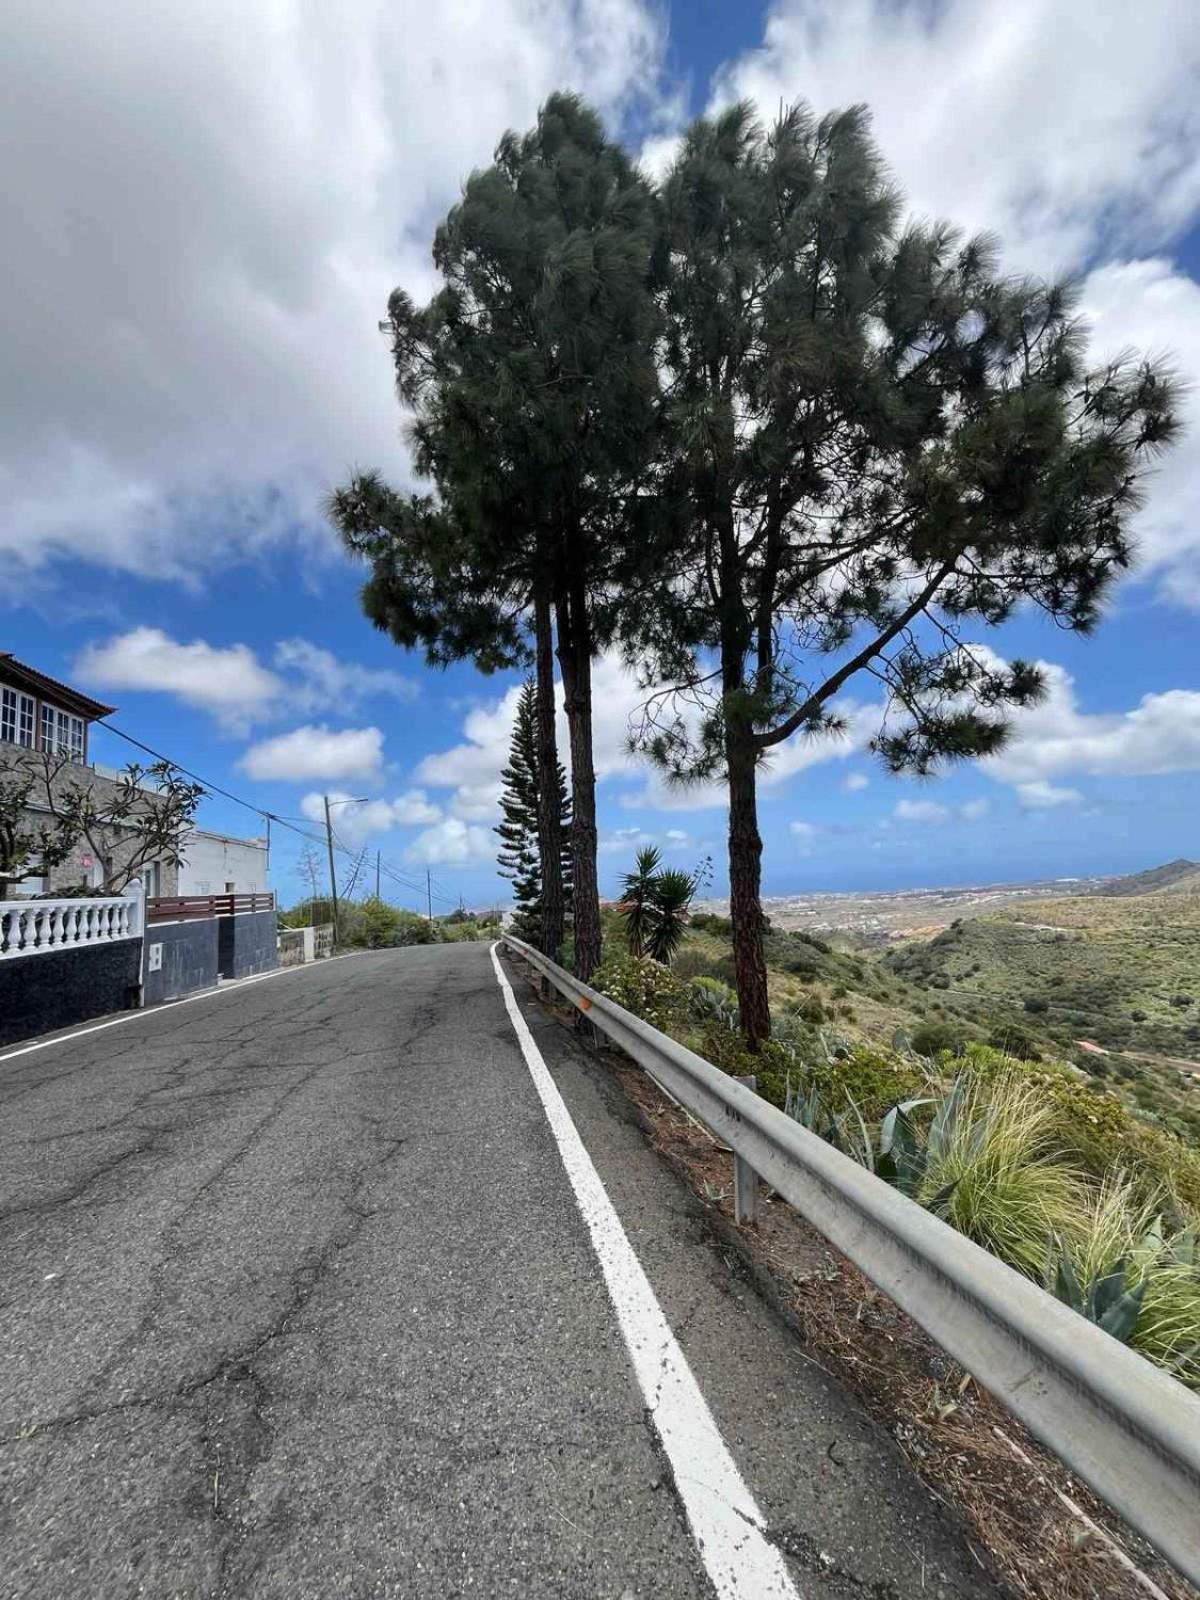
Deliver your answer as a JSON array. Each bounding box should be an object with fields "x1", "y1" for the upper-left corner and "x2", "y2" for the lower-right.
[
  {"x1": 725, "y1": 713, "x2": 771, "y2": 1046},
  {"x1": 715, "y1": 505, "x2": 771, "y2": 1048},
  {"x1": 556, "y1": 572, "x2": 601, "y2": 982},
  {"x1": 533, "y1": 583, "x2": 565, "y2": 961}
]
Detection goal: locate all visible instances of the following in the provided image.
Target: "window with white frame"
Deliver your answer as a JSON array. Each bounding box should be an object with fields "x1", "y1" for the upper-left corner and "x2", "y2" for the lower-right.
[
  {"x1": 39, "y1": 703, "x2": 85, "y2": 760},
  {"x1": 1, "y1": 686, "x2": 36, "y2": 748}
]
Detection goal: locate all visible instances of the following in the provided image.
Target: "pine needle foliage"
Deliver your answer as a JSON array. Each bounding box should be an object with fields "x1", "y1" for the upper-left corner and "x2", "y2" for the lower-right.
[
  {"x1": 495, "y1": 680, "x2": 571, "y2": 943},
  {"x1": 623, "y1": 99, "x2": 1182, "y2": 1044}
]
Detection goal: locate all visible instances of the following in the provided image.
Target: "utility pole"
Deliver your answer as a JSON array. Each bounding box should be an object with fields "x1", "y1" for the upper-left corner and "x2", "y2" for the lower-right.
[
  {"x1": 426, "y1": 869, "x2": 433, "y2": 923},
  {"x1": 376, "y1": 851, "x2": 381, "y2": 900},
  {"x1": 323, "y1": 794, "x2": 339, "y2": 945}
]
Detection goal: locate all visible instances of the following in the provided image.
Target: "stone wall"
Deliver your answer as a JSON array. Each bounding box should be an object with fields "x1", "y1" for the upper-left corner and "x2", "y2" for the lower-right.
[{"x1": 0, "y1": 938, "x2": 143, "y2": 1046}]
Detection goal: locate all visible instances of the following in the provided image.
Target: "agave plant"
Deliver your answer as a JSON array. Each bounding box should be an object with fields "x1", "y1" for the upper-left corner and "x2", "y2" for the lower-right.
[
  {"x1": 690, "y1": 976, "x2": 739, "y2": 1028},
  {"x1": 783, "y1": 1076, "x2": 940, "y2": 1200},
  {"x1": 1046, "y1": 1237, "x2": 1148, "y2": 1342}
]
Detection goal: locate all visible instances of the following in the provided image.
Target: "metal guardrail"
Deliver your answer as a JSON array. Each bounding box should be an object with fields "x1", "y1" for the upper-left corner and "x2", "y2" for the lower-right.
[
  {"x1": 146, "y1": 892, "x2": 275, "y2": 923},
  {"x1": 501, "y1": 934, "x2": 1200, "y2": 1587}
]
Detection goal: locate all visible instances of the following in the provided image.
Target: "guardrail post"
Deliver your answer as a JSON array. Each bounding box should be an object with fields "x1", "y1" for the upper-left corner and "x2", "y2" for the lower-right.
[{"x1": 733, "y1": 1074, "x2": 759, "y2": 1226}]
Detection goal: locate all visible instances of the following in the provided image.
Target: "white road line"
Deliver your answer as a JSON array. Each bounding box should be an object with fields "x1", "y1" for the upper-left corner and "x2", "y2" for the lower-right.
[
  {"x1": 490, "y1": 944, "x2": 801, "y2": 1600},
  {"x1": 0, "y1": 956, "x2": 348, "y2": 1065}
]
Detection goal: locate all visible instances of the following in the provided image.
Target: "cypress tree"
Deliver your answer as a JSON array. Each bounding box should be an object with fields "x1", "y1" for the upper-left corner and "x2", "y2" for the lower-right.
[{"x1": 494, "y1": 680, "x2": 572, "y2": 941}]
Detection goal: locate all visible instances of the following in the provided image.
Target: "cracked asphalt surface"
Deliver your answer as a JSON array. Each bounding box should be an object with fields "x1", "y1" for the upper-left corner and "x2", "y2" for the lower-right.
[{"x1": 0, "y1": 943, "x2": 1000, "y2": 1599}]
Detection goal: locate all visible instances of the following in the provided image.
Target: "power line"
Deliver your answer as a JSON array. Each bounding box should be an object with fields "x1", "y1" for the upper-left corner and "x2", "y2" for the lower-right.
[{"x1": 96, "y1": 716, "x2": 464, "y2": 909}]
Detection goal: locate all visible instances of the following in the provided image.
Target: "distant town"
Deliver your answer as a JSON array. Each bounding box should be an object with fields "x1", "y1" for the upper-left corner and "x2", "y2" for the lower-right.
[{"x1": 696, "y1": 874, "x2": 1110, "y2": 942}]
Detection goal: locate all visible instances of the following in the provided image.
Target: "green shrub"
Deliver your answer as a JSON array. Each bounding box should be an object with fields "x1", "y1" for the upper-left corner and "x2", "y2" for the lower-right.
[
  {"x1": 801, "y1": 1046, "x2": 926, "y2": 1122},
  {"x1": 910, "y1": 1020, "x2": 968, "y2": 1058},
  {"x1": 390, "y1": 914, "x2": 442, "y2": 947},
  {"x1": 795, "y1": 995, "x2": 827, "y2": 1025},
  {"x1": 590, "y1": 953, "x2": 689, "y2": 1030},
  {"x1": 986, "y1": 1023, "x2": 1041, "y2": 1061},
  {"x1": 688, "y1": 976, "x2": 738, "y2": 1026},
  {"x1": 673, "y1": 948, "x2": 738, "y2": 986}
]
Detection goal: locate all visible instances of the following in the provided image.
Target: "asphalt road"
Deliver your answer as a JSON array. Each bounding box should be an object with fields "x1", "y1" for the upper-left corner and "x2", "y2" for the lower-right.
[{"x1": 0, "y1": 943, "x2": 999, "y2": 1599}]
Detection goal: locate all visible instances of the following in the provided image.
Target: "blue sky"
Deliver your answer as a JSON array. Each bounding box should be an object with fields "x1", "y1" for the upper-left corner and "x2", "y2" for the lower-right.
[{"x1": 5, "y1": 1, "x2": 1200, "y2": 910}]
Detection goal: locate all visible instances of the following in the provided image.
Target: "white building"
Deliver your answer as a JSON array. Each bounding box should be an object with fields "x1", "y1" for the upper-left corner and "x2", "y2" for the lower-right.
[{"x1": 178, "y1": 829, "x2": 270, "y2": 896}]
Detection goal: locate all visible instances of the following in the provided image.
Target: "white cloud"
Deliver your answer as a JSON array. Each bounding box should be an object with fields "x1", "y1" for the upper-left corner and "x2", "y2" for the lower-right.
[
  {"x1": 450, "y1": 783, "x2": 507, "y2": 822},
  {"x1": 417, "y1": 681, "x2": 528, "y2": 796},
  {"x1": 419, "y1": 651, "x2": 883, "y2": 825},
  {"x1": 273, "y1": 639, "x2": 415, "y2": 710},
  {"x1": 75, "y1": 627, "x2": 283, "y2": 731},
  {"x1": 75, "y1": 626, "x2": 417, "y2": 730},
  {"x1": 600, "y1": 824, "x2": 695, "y2": 857},
  {"x1": 299, "y1": 788, "x2": 441, "y2": 845},
  {"x1": 789, "y1": 821, "x2": 818, "y2": 838},
  {"x1": 1, "y1": 0, "x2": 667, "y2": 580},
  {"x1": 960, "y1": 798, "x2": 991, "y2": 822},
  {"x1": 1080, "y1": 260, "x2": 1200, "y2": 603},
  {"x1": 714, "y1": 0, "x2": 1200, "y2": 274},
  {"x1": 986, "y1": 661, "x2": 1200, "y2": 785},
  {"x1": 842, "y1": 772, "x2": 870, "y2": 793},
  {"x1": 240, "y1": 725, "x2": 384, "y2": 783},
  {"x1": 601, "y1": 825, "x2": 654, "y2": 855},
  {"x1": 404, "y1": 817, "x2": 493, "y2": 867},
  {"x1": 1016, "y1": 781, "x2": 1085, "y2": 810},
  {"x1": 418, "y1": 654, "x2": 699, "y2": 817},
  {"x1": 893, "y1": 798, "x2": 951, "y2": 825}
]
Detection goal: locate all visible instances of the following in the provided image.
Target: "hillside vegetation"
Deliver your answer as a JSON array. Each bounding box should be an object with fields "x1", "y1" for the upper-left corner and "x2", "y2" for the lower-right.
[
  {"x1": 1095, "y1": 858, "x2": 1200, "y2": 897},
  {"x1": 591, "y1": 903, "x2": 1200, "y2": 1390},
  {"x1": 887, "y1": 892, "x2": 1200, "y2": 1062}
]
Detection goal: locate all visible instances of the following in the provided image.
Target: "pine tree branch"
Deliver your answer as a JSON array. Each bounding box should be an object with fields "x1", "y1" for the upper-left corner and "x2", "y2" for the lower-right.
[{"x1": 755, "y1": 561, "x2": 956, "y2": 750}]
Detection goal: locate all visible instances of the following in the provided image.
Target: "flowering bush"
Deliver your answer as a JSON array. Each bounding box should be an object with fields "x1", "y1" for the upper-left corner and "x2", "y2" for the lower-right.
[{"x1": 590, "y1": 953, "x2": 688, "y2": 1030}]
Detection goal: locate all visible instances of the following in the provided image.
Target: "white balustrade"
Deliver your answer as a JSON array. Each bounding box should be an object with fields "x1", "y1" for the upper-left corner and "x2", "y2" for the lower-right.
[{"x1": 0, "y1": 895, "x2": 142, "y2": 959}]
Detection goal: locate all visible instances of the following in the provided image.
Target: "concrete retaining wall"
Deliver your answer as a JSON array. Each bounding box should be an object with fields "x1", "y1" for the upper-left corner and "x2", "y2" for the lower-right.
[
  {"x1": 143, "y1": 919, "x2": 219, "y2": 1006},
  {"x1": 0, "y1": 938, "x2": 143, "y2": 1046}
]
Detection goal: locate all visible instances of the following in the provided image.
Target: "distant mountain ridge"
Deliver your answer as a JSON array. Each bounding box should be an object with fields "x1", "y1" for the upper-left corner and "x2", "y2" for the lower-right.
[{"x1": 1095, "y1": 858, "x2": 1200, "y2": 897}]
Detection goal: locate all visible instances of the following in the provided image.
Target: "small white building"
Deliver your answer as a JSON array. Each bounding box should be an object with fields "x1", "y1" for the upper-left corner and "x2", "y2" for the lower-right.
[{"x1": 178, "y1": 829, "x2": 270, "y2": 896}]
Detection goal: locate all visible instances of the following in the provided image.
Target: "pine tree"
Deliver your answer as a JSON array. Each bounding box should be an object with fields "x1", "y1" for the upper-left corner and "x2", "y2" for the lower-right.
[
  {"x1": 628, "y1": 101, "x2": 1180, "y2": 1045},
  {"x1": 328, "y1": 92, "x2": 664, "y2": 981},
  {"x1": 495, "y1": 680, "x2": 571, "y2": 942}
]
